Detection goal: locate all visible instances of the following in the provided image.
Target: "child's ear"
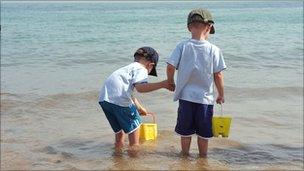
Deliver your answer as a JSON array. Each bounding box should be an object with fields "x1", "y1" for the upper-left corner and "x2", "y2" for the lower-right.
[
  {"x1": 187, "y1": 25, "x2": 191, "y2": 32},
  {"x1": 149, "y1": 63, "x2": 155, "y2": 68},
  {"x1": 207, "y1": 24, "x2": 213, "y2": 32}
]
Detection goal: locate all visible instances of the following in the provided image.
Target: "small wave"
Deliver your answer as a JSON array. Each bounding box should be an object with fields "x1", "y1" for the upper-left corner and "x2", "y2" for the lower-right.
[
  {"x1": 39, "y1": 145, "x2": 75, "y2": 159},
  {"x1": 33, "y1": 90, "x2": 99, "y2": 109},
  {"x1": 0, "y1": 92, "x2": 33, "y2": 115},
  {"x1": 39, "y1": 137, "x2": 114, "y2": 160},
  {"x1": 1, "y1": 91, "x2": 100, "y2": 116},
  {"x1": 1, "y1": 62, "x2": 24, "y2": 67},
  {"x1": 260, "y1": 63, "x2": 297, "y2": 69},
  {"x1": 235, "y1": 116, "x2": 285, "y2": 127},
  {"x1": 226, "y1": 86, "x2": 303, "y2": 100},
  {"x1": 3, "y1": 86, "x2": 301, "y2": 112},
  {"x1": 211, "y1": 148, "x2": 279, "y2": 165},
  {"x1": 61, "y1": 152, "x2": 74, "y2": 159},
  {"x1": 228, "y1": 54, "x2": 259, "y2": 63},
  {"x1": 209, "y1": 138, "x2": 246, "y2": 150},
  {"x1": 270, "y1": 144, "x2": 304, "y2": 151},
  {"x1": 210, "y1": 143, "x2": 303, "y2": 166},
  {"x1": 59, "y1": 139, "x2": 95, "y2": 148},
  {"x1": 0, "y1": 92, "x2": 21, "y2": 98},
  {"x1": 41, "y1": 146, "x2": 58, "y2": 155}
]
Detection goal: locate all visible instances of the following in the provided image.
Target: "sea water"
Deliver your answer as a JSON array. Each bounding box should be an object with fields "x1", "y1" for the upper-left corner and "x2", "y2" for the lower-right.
[{"x1": 1, "y1": 1, "x2": 303, "y2": 170}]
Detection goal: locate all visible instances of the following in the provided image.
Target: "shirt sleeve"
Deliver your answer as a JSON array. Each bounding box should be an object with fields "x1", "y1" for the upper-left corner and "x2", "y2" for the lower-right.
[
  {"x1": 131, "y1": 68, "x2": 148, "y2": 85},
  {"x1": 167, "y1": 42, "x2": 183, "y2": 70},
  {"x1": 213, "y1": 48, "x2": 227, "y2": 73}
]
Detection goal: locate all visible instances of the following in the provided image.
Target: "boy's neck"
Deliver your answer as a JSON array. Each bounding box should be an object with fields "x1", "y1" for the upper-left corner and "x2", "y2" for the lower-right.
[
  {"x1": 136, "y1": 60, "x2": 149, "y2": 69},
  {"x1": 191, "y1": 33, "x2": 208, "y2": 41}
]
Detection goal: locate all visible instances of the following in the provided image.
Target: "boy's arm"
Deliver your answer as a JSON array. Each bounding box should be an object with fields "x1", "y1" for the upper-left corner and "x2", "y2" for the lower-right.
[
  {"x1": 166, "y1": 64, "x2": 176, "y2": 91},
  {"x1": 134, "y1": 80, "x2": 172, "y2": 93},
  {"x1": 132, "y1": 96, "x2": 148, "y2": 115},
  {"x1": 214, "y1": 71, "x2": 225, "y2": 104}
]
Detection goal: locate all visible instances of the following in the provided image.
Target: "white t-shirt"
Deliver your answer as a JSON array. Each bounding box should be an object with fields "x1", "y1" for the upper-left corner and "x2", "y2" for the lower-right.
[
  {"x1": 99, "y1": 62, "x2": 148, "y2": 107},
  {"x1": 167, "y1": 39, "x2": 227, "y2": 104}
]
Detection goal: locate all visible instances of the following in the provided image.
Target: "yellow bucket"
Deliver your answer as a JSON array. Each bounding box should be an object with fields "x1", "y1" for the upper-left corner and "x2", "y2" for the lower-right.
[
  {"x1": 139, "y1": 114, "x2": 157, "y2": 141},
  {"x1": 212, "y1": 105, "x2": 232, "y2": 137}
]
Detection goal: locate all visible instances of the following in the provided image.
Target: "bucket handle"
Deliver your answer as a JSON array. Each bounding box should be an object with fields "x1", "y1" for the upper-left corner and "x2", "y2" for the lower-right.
[
  {"x1": 145, "y1": 112, "x2": 156, "y2": 123},
  {"x1": 217, "y1": 104, "x2": 225, "y2": 116}
]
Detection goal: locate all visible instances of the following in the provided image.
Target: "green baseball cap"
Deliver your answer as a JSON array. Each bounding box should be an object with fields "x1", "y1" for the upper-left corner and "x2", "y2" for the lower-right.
[{"x1": 187, "y1": 8, "x2": 215, "y2": 34}]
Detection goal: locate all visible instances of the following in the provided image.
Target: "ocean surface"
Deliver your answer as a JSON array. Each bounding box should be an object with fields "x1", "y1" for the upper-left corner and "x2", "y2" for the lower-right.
[{"x1": 1, "y1": 1, "x2": 303, "y2": 170}]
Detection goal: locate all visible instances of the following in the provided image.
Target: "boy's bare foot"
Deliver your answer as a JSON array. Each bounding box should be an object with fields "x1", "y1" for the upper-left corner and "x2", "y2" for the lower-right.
[
  {"x1": 179, "y1": 151, "x2": 190, "y2": 158},
  {"x1": 199, "y1": 153, "x2": 207, "y2": 158},
  {"x1": 112, "y1": 148, "x2": 123, "y2": 157},
  {"x1": 127, "y1": 145, "x2": 139, "y2": 158}
]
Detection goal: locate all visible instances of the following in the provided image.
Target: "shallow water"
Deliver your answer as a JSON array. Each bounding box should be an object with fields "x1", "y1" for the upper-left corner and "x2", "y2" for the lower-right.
[
  {"x1": 1, "y1": 1, "x2": 303, "y2": 170},
  {"x1": 1, "y1": 87, "x2": 303, "y2": 170}
]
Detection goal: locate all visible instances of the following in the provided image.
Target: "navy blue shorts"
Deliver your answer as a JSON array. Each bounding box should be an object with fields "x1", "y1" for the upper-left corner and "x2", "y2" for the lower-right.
[
  {"x1": 175, "y1": 99, "x2": 214, "y2": 138},
  {"x1": 99, "y1": 101, "x2": 142, "y2": 134}
]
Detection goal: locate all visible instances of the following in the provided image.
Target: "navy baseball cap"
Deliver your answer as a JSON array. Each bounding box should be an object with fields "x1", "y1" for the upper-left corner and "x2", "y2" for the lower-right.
[{"x1": 134, "y1": 46, "x2": 159, "y2": 76}]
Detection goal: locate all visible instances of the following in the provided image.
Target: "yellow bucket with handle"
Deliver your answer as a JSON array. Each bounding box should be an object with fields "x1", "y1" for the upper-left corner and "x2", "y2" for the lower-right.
[
  {"x1": 212, "y1": 105, "x2": 232, "y2": 137},
  {"x1": 140, "y1": 114, "x2": 157, "y2": 141}
]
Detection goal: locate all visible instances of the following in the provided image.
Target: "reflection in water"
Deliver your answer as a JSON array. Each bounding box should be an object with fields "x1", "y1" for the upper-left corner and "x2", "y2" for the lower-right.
[
  {"x1": 127, "y1": 146, "x2": 140, "y2": 158},
  {"x1": 109, "y1": 146, "x2": 144, "y2": 170},
  {"x1": 111, "y1": 155, "x2": 126, "y2": 170},
  {"x1": 171, "y1": 158, "x2": 194, "y2": 170},
  {"x1": 196, "y1": 158, "x2": 210, "y2": 170},
  {"x1": 105, "y1": 130, "x2": 302, "y2": 170},
  {"x1": 106, "y1": 137, "x2": 233, "y2": 170},
  {"x1": 168, "y1": 156, "x2": 230, "y2": 170}
]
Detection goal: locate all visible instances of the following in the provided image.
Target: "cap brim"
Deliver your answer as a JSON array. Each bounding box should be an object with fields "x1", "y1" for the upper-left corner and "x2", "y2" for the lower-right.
[
  {"x1": 210, "y1": 25, "x2": 215, "y2": 34},
  {"x1": 148, "y1": 66, "x2": 157, "y2": 76}
]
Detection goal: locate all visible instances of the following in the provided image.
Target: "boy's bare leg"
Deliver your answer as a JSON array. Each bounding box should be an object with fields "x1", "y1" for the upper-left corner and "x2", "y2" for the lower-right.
[
  {"x1": 197, "y1": 137, "x2": 208, "y2": 157},
  {"x1": 115, "y1": 131, "x2": 124, "y2": 152},
  {"x1": 127, "y1": 129, "x2": 140, "y2": 157},
  {"x1": 181, "y1": 136, "x2": 191, "y2": 156},
  {"x1": 128, "y1": 129, "x2": 140, "y2": 147}
]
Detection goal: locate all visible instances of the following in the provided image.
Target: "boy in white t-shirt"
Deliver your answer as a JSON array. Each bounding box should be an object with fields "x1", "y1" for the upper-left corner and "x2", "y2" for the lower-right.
[
  {"x1": 167, "y1": 9, "x2": 227, "y2": 157},
  {"x1": 99, "y1": 47, "x2": 172, "y2": 152}
]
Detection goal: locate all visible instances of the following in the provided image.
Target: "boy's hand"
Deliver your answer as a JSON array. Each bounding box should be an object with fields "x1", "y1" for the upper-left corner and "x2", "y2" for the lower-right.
[
  {"x1": 169, "y1": 83, "x2": 175, "y2": 91},
  {"x1": 216, "y1": 95, "x2": 225, "y2": 104},
  {"x1": 166, "y1": 64, "x2": 176, "y2": 91},
  {"x1": 162, "y1": 80, "x2": 175, "y2": 91},
  {"x1": 167, "y1": 79, "x2": 175, "y2": 91},
  {"x1": 138, "y1": 107, "x2": 148, "y2": 116}
]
